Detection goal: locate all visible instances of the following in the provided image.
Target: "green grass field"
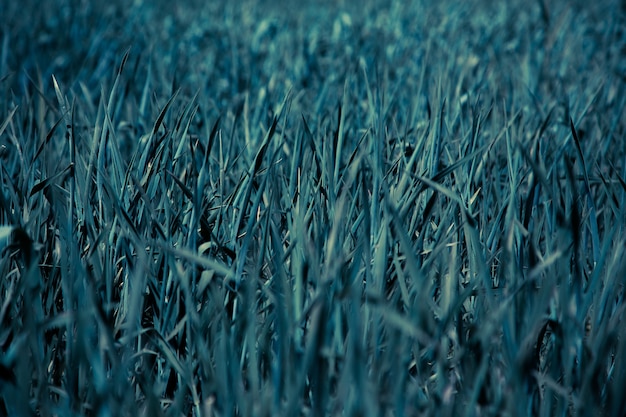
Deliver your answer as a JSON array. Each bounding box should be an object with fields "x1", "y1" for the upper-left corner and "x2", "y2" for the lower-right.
[{"x1": 1, "y1": 0, "x2": 625, "y2": 415}]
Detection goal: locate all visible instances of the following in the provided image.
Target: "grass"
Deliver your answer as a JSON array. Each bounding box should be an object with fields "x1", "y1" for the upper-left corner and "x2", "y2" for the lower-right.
[{"x1": 1, "y1": 0, "x2": 625, "y2": 416}]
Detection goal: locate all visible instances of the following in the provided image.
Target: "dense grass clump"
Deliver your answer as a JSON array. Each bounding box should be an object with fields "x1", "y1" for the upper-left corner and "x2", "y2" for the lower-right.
[{"x1": 1, "y1": 0, "x2": 625, "y2": 416}]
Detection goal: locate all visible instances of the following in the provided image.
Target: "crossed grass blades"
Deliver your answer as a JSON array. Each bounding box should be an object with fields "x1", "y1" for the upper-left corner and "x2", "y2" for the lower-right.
[{"x1": 1, "y1": 0, "x2": 626, "y2": 416}]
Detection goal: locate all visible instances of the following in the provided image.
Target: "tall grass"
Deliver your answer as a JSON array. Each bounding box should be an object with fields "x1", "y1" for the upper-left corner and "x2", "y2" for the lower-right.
[{"x1": 1, "y1": 0, "x2": 625, "y2": 416}]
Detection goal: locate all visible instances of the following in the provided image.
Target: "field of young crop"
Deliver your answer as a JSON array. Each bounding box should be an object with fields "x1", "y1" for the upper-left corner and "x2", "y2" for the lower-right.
[{"x1": 1, "y1": 0, "x2": 625, "y2": 416}]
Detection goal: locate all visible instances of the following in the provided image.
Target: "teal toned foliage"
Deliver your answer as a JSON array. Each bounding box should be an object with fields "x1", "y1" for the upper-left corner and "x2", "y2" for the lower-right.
[{"x1": 1, "y1": 0, "x2": 625, "y2": 416}]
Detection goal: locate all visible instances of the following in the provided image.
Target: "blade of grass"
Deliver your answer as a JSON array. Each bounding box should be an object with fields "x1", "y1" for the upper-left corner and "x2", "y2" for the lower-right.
[{"x1": 570, "y1": 117, "x2": 600, "y2": 265}]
